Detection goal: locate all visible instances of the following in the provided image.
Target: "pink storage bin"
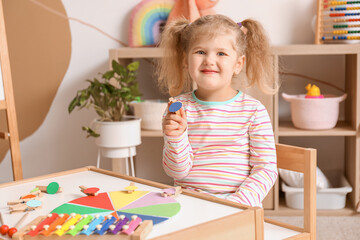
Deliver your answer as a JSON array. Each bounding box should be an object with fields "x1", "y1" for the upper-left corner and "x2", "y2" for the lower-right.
[{"x1": 282, "y1": 93, "x2": 347, "y2": 130}]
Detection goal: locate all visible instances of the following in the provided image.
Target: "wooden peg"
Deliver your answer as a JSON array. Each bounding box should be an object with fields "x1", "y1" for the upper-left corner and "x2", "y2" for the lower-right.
[
  {"x1": 9, "y1": 200, "x2": 42, "y2": 214},
  {"x1": 36, "y1": 182, "x2": 62, "y2": 194},
  {"x1": 7, "y1": 196, "x2": 41, "y2": 205},
  {"x1": 161, "y1": 186, "x2": 182, "y2": 198},
  {"x1": 79, "y1": 185, "x2": 100, "y2": 196},
  {"x1": 20, "y1": 190, "x2": 43, "y2": 199},
  {"x1": 125, "y1": 182, "x2": 138, "y2": 194}
]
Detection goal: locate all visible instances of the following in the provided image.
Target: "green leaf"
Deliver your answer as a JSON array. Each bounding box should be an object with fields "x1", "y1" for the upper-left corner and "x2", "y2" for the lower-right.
[
  {"x1": 82, "y1": 126, "x2": 100, "y2": 138},
  {"x1": 127, "y1": 61, "x2": 139, "y2": 71},
  {"x1": 112, "y1": 60, "x2": 127, "y2": 76},
  {"x1": 103, "y1": 70, "x2": 114, "y2": 80}
]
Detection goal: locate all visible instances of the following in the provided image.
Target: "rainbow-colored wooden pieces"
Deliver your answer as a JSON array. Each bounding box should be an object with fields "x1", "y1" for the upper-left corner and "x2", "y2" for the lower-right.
[
  {"x1": 27, "y1": 213, "x2": 59, "y2": 237},
  {"x1": 128, "y1": 0, "x2": 176, "y2": 47},
  {"x1": 13, "y1": 213, "x2": 153, "y2": 240},
  {"x1": 65, "y1": 214, "x2": 93, "y2": 236},
  {"x1": 125, "y1": 182, "x2": 138, "y2": 194},
  {"x1": 316, "y1": 0, "x2": 360, "y2": 43},
  {"x1": 79, "y1": 185, "x2": 100, "y2": 196},
  {"x1": 80, "y1": 215, "x2": 104, "y2": 236},
  {"x1": 40, "y1": 214, "x2": 69, "y2": 237},
  {"x1": 93, "y1": 215, "x2": 116, "y2": 235},
  {"x1": 305, "y1": 84, "x2": 324, "y2": 98},
  {"x1": 36, "y1": 182, "x2": 62, "y2": 194},
  {"x1": 107, "y1": 215, "x2": 129, "y2": 234},
  {"x1": 161, "y1": 186, "x2": 182, "y2": 198}
]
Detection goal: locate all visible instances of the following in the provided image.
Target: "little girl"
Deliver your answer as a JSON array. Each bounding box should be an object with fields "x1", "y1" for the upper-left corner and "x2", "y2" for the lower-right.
[{"x1": 157, "y1": 14, "x2": 278, "y2": 207}]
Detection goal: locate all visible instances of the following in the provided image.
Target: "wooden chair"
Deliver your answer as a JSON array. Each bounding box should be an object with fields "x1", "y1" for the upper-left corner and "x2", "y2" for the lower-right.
[{"x1": 266, "y1": 143, "x2": 317, "y2": 240}]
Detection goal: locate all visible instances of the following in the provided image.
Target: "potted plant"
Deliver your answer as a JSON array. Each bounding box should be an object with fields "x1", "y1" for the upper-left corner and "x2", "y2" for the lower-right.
[{"x1": 68, "y1": 60, "x2": 142, "y2": 159}]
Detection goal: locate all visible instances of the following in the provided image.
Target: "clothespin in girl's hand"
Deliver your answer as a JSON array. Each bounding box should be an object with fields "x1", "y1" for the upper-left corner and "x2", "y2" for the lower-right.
[{"x1": 168, "y1": 97, "x2": 182, "y2": 115}]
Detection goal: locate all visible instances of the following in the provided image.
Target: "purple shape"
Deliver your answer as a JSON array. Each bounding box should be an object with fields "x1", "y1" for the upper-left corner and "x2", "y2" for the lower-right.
[{"x1": 121, "y1": 192, "x2": 177, "y2": 210}]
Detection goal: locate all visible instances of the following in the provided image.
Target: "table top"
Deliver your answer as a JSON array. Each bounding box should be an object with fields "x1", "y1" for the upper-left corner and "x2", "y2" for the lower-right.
[{"x1": 0, "y1": 168, "x2": 300, "y2": 240}]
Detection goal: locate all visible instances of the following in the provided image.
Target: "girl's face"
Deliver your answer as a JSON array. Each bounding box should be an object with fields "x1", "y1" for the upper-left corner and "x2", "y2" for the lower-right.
[{"x1": 186, "y1": 33, "x2": 244, "y2": 100}]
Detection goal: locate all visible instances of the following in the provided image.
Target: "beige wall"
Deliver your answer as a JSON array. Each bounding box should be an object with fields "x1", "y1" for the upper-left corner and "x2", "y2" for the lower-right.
[{"x1": 0, "y1": 0, "x2": 71, "y2": 161}]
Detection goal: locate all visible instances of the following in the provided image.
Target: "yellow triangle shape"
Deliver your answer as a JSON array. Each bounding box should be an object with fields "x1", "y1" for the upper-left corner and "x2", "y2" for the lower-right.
[{"x1": 109, "y1": 191, "x2": 149, "y2": 210}]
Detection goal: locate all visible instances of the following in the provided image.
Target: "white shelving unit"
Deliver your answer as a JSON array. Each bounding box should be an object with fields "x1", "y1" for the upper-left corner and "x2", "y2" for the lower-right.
[{"x1": 109, "y1": 44, "x2": 360, "y2": 215}]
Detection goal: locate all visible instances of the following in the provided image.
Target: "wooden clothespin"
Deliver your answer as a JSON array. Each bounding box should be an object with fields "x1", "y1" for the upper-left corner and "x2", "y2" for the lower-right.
[
  {"x1": 20, "y1": 190, "x2": 43, "y2": 200},
  {"x1": 9, "y1": 200, "x2": 42, "y2": 214},
  {"x1": 36, "y1": 182, "x2": 62, "y2": 194},
  {"x1": 125, "y1": 182, "x2": 138, "y2": 194},
  {"x1": 79, "y1": 185, "x2": 100, "y2": 196},
  {"x1": 168, "y1": 97, "x2": 182, "y2": 115},
  {"x1": 161, "y1": 186, "x2": 182, "y2": 198},
  {"x1": 7, "y1": 195, "x2": 42, "y2": 205}
]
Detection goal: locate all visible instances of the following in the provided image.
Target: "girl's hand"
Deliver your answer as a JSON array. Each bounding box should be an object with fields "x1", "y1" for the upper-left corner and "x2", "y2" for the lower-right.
[{"x1": 163, "y1": 107, "x2": 187, "y2": 136}]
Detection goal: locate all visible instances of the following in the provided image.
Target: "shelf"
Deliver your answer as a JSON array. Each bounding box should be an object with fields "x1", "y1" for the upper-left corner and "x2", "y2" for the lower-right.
[
  {"x1": 109, "y1": 44, "x2": 360, "y2": 59},
  {"x1": 265, "y1": 197, "x2": 355, "y2": 216},
  {"x1": 272, "y1": 44, "x2": 360, "y2": 56},
  {"x1": 277, "y1": 121, "x2": 356, "y2": 137},
  {"x1": 141, "y1": 129, "x2": 163, "y2": 137}
]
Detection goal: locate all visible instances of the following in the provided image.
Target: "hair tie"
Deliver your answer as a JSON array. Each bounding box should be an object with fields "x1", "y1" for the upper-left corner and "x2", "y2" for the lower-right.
[{"x1": 237, "y1": 22, "x2": 248, "y2": 35}]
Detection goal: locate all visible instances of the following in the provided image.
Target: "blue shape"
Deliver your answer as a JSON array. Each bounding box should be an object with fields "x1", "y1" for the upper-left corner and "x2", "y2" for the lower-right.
[
  {"x1": 169, "y1": 102, "x2": 182, "y2": 113},
  {"x1": 93, "y1": 216, "x2": 116, "y2": 235},
  {"x1": 116, "y1": 211, "x2": 168, "y2": 225}
]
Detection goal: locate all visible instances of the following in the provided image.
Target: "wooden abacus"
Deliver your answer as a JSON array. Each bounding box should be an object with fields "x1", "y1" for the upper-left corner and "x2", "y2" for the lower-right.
[
  {"x1": 315, "y1": 0, "x2": 360, "y2": 44},
  {"x1": 12, "y1": 213, "x2": 153, "y2": 240}
]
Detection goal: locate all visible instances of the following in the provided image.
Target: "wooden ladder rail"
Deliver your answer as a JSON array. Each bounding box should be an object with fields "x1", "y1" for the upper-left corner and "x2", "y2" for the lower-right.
[{"x1": 0, "y1": 0, "x2": 23, "y2": 180}]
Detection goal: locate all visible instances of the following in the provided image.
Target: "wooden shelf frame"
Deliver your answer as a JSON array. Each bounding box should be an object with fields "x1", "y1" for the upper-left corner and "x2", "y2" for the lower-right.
[{"x1": 109, "y1": 44, "x2": 360, "y2": 215}]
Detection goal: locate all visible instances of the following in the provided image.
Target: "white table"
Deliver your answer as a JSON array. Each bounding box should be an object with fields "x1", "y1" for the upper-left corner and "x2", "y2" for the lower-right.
[{"x1": 0, "y1": 167, "x2": 301, "y2": 239}]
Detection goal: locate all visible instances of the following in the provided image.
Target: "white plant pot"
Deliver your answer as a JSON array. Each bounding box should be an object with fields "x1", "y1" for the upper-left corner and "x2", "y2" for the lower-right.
[
  {"x1": 131, "y1": 100, "x2": 167, "y2": 130},
  {"x1": 93, "y1": 116, "x2": 141, "y2": 158}
]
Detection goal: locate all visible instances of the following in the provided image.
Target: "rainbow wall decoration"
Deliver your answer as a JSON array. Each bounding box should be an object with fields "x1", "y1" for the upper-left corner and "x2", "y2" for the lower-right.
[{"x1": 129, "y1": 0, "x2": 175, "y2": 47}]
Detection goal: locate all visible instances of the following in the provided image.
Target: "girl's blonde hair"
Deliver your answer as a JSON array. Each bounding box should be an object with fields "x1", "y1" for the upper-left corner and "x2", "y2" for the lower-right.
[{"x1": 156, "y1": 14, "x2": 278, "y2": 96}]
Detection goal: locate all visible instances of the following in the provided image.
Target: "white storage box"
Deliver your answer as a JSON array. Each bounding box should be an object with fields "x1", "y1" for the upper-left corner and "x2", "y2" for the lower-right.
[{"x1": 281, "y1": 171, "x2": 352, "y2": 210}]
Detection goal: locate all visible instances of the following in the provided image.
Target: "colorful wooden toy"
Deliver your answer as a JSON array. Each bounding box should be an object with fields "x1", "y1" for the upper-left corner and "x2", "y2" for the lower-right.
[
  {"x1": 161, "y1": 186, "x2": 182, "y2": 198},
  {"x1": 79, "y1": 185, "x2": 100, "y2": 196},
  {"x1": 36, "y1": 182, "x2": 62, "y2": 194},
  {"x1": 12, "y1": 213, "x2": 153, "y2": 240},
  {"x1": 124, "y1": 182, "x2": 138, "y2": 194},
  {"x1": 315, "y1": 0, "x2": 360, "y2": 44}
]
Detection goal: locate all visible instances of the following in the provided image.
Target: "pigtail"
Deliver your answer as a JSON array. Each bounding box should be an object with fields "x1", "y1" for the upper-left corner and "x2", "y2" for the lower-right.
[
  {"x1": 156, "y1": 18, "x2": 191, "y2": 96},
  {"x1": 241, "y1": 19, "x2": 278, "y2": 95}
]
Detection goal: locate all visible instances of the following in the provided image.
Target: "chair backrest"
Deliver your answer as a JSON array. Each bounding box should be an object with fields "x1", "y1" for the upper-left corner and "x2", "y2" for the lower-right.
[{"x1": 276, "y1": 143, "x2": 317, "y2": 239}]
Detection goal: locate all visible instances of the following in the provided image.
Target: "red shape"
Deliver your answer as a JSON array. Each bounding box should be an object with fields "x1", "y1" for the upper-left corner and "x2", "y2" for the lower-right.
[
  {"x1": 70, "y1": 192, "x2": 114, "y2": 211},
  {"x1": 83, "y1": 187, "x2": 99, "y2": 194}
]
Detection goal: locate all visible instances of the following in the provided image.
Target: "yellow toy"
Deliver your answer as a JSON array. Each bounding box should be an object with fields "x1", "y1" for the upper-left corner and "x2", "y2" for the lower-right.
[{"x1": 305, "y1": 84, "x2": 324, "y2": 98}]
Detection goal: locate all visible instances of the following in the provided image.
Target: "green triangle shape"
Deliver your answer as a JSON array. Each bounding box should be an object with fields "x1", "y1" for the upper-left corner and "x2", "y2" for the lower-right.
[
  {"x1": 120, "y1": 203, "x2": 180, "y2": 218},
  {"x1": 51, "y1": 203, "x2": 112, "y2": 215}
]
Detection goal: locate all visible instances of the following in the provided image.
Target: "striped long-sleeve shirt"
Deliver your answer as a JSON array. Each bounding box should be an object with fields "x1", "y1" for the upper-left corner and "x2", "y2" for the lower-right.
[{"x1": 163, "y1": 91, "x2": 277, "y2": 207}]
